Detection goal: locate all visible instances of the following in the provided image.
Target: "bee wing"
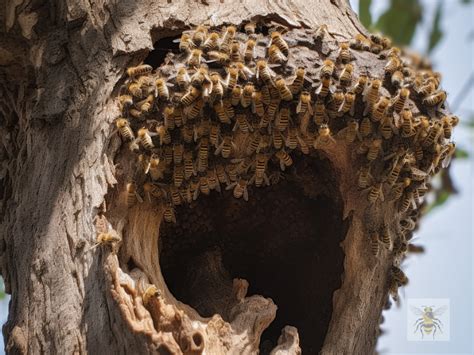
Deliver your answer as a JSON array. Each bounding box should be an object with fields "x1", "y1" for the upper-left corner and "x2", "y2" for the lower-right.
[
  {"x1": 433, "y1": 305, "x2": 448, "y2": 316},
  {"x1": 411, "y1": 167, "x2": 428, "y2": 179},
  {"x1": 410, "y1": 306, "x2": 424, "y2": 316},
  {"x1": 296, "y1": 100, "x2": 303, "y2": 114},
  {"x1": 225, "y1": 182, "x2": 237, "y2": 191},
  {"x1": 243, "y1": 186, "x2": 249, "y2": 201}
]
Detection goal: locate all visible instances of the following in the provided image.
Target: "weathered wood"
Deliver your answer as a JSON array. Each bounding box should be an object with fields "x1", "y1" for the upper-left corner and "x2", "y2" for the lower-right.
[{"x1": 0, "y1": 1, "x2": 400, "y2": 354}]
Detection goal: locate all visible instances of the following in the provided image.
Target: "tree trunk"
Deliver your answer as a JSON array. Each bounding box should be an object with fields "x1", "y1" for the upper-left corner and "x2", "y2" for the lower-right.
[{"x1": 0, "y1": 1, "x2": 442, "y2": 354}]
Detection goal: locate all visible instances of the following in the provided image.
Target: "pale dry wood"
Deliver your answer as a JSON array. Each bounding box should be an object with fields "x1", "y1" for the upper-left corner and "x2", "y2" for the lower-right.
[{"x1": 0, "y1": 0, "x2": 391, "y2": 354}]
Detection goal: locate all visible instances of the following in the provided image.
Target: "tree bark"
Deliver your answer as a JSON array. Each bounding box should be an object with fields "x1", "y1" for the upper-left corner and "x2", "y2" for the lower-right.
[{"x1": 0, "y1": 1, "x2": 411, "y2": 354}]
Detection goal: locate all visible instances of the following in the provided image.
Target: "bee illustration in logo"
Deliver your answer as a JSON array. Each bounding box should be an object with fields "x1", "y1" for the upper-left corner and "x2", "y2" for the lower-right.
[{"x1": 411, "y1": 305, "x2": 448, "y2": 339}]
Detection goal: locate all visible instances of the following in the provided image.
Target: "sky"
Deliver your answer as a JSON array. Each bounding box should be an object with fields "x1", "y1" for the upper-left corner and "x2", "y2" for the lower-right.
[{"x1": 0, "y1": 1, "x2": 472, "y2": 353}]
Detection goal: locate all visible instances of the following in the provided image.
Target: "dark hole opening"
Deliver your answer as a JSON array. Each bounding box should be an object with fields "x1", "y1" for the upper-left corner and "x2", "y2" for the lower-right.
[
  {"x1": 144, "y1": 36, "x2": 181, "y2": 69},
  {"x1": 159, "y1": 156, "x2": 347, "y2": 354}
]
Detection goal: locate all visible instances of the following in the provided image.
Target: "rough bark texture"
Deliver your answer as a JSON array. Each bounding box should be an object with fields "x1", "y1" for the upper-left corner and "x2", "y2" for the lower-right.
[{"x1": 0, "y1": 1, "x2": 403, "y2": 354}]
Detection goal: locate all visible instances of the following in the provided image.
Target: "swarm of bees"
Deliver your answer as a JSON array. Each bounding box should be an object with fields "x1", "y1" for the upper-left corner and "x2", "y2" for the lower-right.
[{"x1": 115, "y1": 23, "x2": 457, "y2": 299}]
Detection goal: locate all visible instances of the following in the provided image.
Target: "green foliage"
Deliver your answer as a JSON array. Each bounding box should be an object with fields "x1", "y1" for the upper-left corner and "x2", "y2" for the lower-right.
[
  {"x1": 455, "y1": 147, "x2": 469, "y2": 159},
  {"x1": 460, "y1": 0, "x2": 473, "y2": 4},
  {"x1": 359, "y1": 0, "x2": 373, "y2": 28},
  {"x1": 427, "y1": 1, "x2": 444, "y2": 53},
  {"x1": 375, "y1": 0, "x2": 422, "y2": 46},
  {"x1": 0, "y1": 277, "x2": 5, "y2": 300},
  {"x1": 425, "y1": 190, "x2": 451, "y2": 214}
]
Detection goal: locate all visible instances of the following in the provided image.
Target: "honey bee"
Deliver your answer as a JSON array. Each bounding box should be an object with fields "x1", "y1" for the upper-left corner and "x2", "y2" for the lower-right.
[
  {"x1": 215, "y1": 135, "x2": 234, "y2": 158},
  {"x1": 227, "y1": 178, "x2": 249, "y2": 201},
  {"x1": 338, "y1": 91, "x2": 356, "y2": 116},
  {"x1": 269, "y1": 31, "x2": 289, "y2": 56},
  {"x1": 339, "y1": 64, "x2": 353, "y2": 87},
  {"x1": 203, "y1": 32, "x2": 220, "y2": 52},
  {"x1": 155, "y1": 124, "x2": 171, "y2": 145},
  {"x1": 353, "y1": 74, "x2": 368, "y2": 95},
  {"x1": 186, "y1": 98, "x2": 204, "y2": 120},
  {"x1": 116, "y1": 118, "x2": 134, "y2": 141},
  {"x1": 229, "y1": 85, "x2": 242, "y2": 106},
  {"x1": 172, "y1": 143, "x2": 184, "y2": 165},
  {"x1": 244, "y1": 22, "x2": 256, "y2": 35},
  {"x1": 275, "y1": 107, "x2": 290, "y2": 131},
  {"x1": 391, "y1": 88, "x2": 409, "y2": 113},
  {"x1": 337, "y1": 118, "x2": 360, "y2": 143},
  {"x1": 367, "y1": 182, "x2": 384, "y2": 204},
  {"x1": 223, "y1": 98, "x2": 235, "y2": 119},
  {"x1": 384, "y1": 55, "x2": 401, "y2": 74},
  {"x1": 370, "y1": 233, "x2": 380, "y2": 256},
  {"x1": 163, "y1": 205, "x2": 177, "y2": 223},
  {"x1": 392, "y1": 266, "x2": 408, "y2": 286},
  {"x1": 128, "y1": 82, "x2": 142, "y2": 98},
  {"x1": 256, "y1": 60, "x2": 275, "y2": 86},
  {"x1": 136, "y1": 94, "x2": 154, "y2": 113},
  {"x1": 173, "y1": 164, "x2": 185, "y2": 187},
  {"x1": 314, "y1": 124, "x2": 336, "y2": 149},
  {"x1": 244, "y1": 38, "x2": 256, "y2": 63},
  {"x1": 388, "y1": 278, "x2": 400, "y2": 302},
  {"x1": 126, "y1": 183, "x2": 142, "y2": 207},
  {"x1": 181, "y1": 123, "x2": 194, "y2": 143},
  {"x1": 363, "y1": 79, "x2": 381, "y2": 113},
  {"x1": 391, "y1": 177, "x2": 411, "y2": 201},
  {"x1": 386, "y1": 156, "x2": 404, "y2": 186},
  {"x1": 275, "y1": 77, "x2": 293, "y2": 101},
  {"x1": 441, "y1": 115, "x2": 458, "y2": 139},
  {"x1": 422, "y1": 90, "x2": 446, "y2": 107},
  {"x1": 422, "y1": 121, "x2": 443, "y2": 147},
  {"x1": 316, "y1": 76, "x2": 332, "y2": 98},
  {"x1": 149, "y1": 155, "x2": 166, "y2": 180},
  {"x1": 213, "y1": 101, "x2": 231, "y2": 124},
  {"x1": 209, "y1": 72, "x2": 224, "y2": 102},
  {"x1": 155, "y1": 78, "x2": 170, "y2": 100},
  {"x1": 275, "y1": 149, "x2": 293, "y2": 171},
  {"x1": 209, "y1": 122, "x2": 220, "y2": 148},
  {"x1": 398, "y1": 108, "x2": 416, "y2": 138},
  {"x1": 416, "y1": 81, "x2": 436, "y2": 96},
  {"x1": 337, "y1": 42, "x2": 352, "y2": 63},
  {"x1": 192, "y1": 25, "x2": 208, "y2": 46},
  {"x1": 183, "y1": 151, "x2": 196, "y2": 180},
  {"x1": 233, "y1": 113, "x2": 252, "y2": 133},
  {"x1": 163, "y1": 106, "x2": 175, "y2": 129},
  {"x1": 241, "y1": 84, "x2": 254, "y2": 108},
  {"x1": 207, "y1": 50, "x2": 230, "y2": 66},
  {"x1": 357, "y1": 165, "x2": 372, "y2": 189},
  {"x1": 181, "y1": 86, "x2": 201, "y2": 106},
  {"x1": 287, "y1": 67, "x2": 305, "y2": 95},
  {"x1": 399, "y1": 190, "x2": 416, "y2": 213},
  {"x1": 234, "y1": 62, "x2": 254, "y2": 81},
  {"x1": 367, "y1": 138, "x2": 383, "y2": 161},
  {"x1": 252, "y1": 91, "x2": 265, "y2": 117},
  {"x1": 272, "y1": 129, "x2": 284, "y2": 149},
  {"x1": 174, "y1": 105, "x2": 185, "y2": 127},
  {"x1": 246, "y1": 131, "x2": 261, "y2": 155},
  {"x1": 127, "y1": 64, "x2": 152, "y2": 78},
  {"x1": 163, "y1": 146, "x2": 173, "y2": 165},
  {"x1": 226, "y1": 66, "x2": 239, "y2": 89},
  {"x1": 314, "y1": 24, "x2": 328, "y2": 41},
  {"x1": 268, "y1": 44, "x2": 287, "y2": 64},
  {"x1": 296, "y1": 91, "x2": 313, "y2": 122},
  {"x1": 168, "y1": 186, "x2": 182, "y2": 206},
  {"x1": 178, "y1": 33, "x2": 195, "y2": 53},
  {"x1": 328, "y1": 89, "x2": 345, "y2": 114},
  {"x1": 137, "y1": 128, "x2": 155, "y2": 150},
  {"x1": 230, "y1": 40, "x2": 242, "y2": 63},
  {"x1": 221, "y1": 25, "x2": 237, "y2": 51},
  {"x1": 197, "y1": 137, "x2": 209, "y2": 172},
  {"x1": 350, "y1": 34, "x2": 371, "y2": 51},
  {"x1": 391, "y1": 70, "x2": 404, "y2": 88},
  {"x1": 441, "y1": 142, "x2": 456, "y2": 168},
  {"x1": 285, "y1": 127, "x2": 299, "y2": 150},
  {"x1": 320, "y1": 59, "x2": 335, "y2": 79},
  {"x1": 313, "y1": 100, "x2": 327, "y2": 125},
  {"x1": 250, "y1": 153, "x2": 270, "y2": 187},
  {"x1": 360, "y1": 117, "x2": 373, "y2": 138},
  {"x1": 91, "y1": 231, "x2": 122, "y2": 252},
  {"x1": 118, "y1": 94, "x2": 133, "y2": 110},
  {"x1": 187, "y1": 49, "x2": 203, "y2": 69},
  {"x1": 216, "y1": 164, "x2": 230, "y2": 186},
  {"x1": 197, "y1": 175, "x2": 211, "y2": 197},
  {"x1": 371, "y1": 96, "x2": 390, "y2": 122}
]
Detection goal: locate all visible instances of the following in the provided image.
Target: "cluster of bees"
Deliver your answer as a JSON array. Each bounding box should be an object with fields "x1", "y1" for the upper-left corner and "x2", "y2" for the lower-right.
[{"x1": 114, "y1": 23, "x2": 457, "y2": 301}]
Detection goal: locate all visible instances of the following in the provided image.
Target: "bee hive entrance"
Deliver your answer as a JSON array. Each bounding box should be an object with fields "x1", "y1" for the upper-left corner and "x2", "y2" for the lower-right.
[{"x1": 159, "y1": 156, "x2": 347, "y2": 354}]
